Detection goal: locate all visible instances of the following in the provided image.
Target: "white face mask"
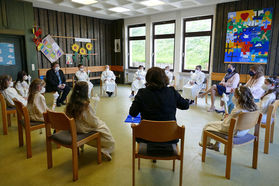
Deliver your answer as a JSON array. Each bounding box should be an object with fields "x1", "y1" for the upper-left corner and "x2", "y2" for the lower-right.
[
  {"x1": 40, "y1": 87, "x2": 46, "y2": 94},
  {"x1": 55, "y1": 67, "x2": 60, "y2": 72},
  {"x1": 139, "y1": 68, "x2": 143, "y2": 72},
  {"x1": 23, "y1": 75, "x2": 28, "y2": 81},
  {"x1": 9, "y1": 81, "x2": 14, "y2": 87},
  {"x1": 80, "y1": 68, "x2": 84, "y2": 72},
  {"x1": 262, "y1": 84, "x2": 271, "y2": 92},
  {"x1": 106, "y1": 68, "x2": 109, "y2": 71}
]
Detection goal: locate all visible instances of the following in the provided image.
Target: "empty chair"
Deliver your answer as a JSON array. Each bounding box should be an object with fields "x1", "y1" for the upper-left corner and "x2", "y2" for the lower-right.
[
  {"x1": 13, "y1": 99, "x2": 45, "y2": 158},
  {"x1": 43, "y1": 110, "x2": 102, "y2": 181},
  {"x1": 131, "y1": 120, "x2": 185, "y2": 186},
  {"x1": 202, "y1": 111, "x2": 262, "y2": 179},
  {"x1": 0, "y1": 92, "x2": 16, "y2": 135},
  {"x1": 260, "y1": 100, "x2": 279, "y2": 154}
]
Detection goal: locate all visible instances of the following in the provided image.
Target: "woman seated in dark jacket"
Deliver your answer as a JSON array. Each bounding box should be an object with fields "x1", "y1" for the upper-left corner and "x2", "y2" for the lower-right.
[
  {"x1": 129, "y1": 67, "x2": 189, "y2": 156},
  {"x1": 129, "y1": 67, "x2": 189, "y2": 121}
]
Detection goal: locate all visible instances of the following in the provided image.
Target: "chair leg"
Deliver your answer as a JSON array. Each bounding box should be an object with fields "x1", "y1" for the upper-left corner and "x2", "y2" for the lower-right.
[
  {"x1": 97, "y1": 135, "x2": 102, "y2": 164},
  {"x1": 138, "y1": 158, "x2": 140, "y2": 170},
  {"x1": 25, "y1": 128, "x2": 32, "y2": 159},
  {"x1": 225, "y1": 146, "x2": 232, "y2": 179},
  {"x1": 172, "y1": 160, "x2": 175, "y2": 172},
  {"x1": 264, "y1": 124, "x2": 270, "y2": 154},
  {"x1": 205, "y1": 94, "x2": 208, "y2": 104},
  {"x1": 224, "y1": 145, "x2": 227, "y2": 155},
  {"x1": 195, "y1": 97, "x2": 197, "y2": 105},
  {"x1": 7, "y1": 114, "x2": 11, "y2": 127},
  {"x1": 252, "y1": 137, "x2": 259, "y2": 169},
  {"x1": 270, "y1": 122, "x2": 275, "y2": 143},
  {"x1": 2, "y1": 112, "x2": 8, "y2": 135},
  {"x1": 18, "y1": 122, "x2": 24, "y2": 147},
  {"x1": 179, "y1": 158, "x2": 183, "y2": 186},
  {"x1": 72, "y1": 147, "x2": 79, "y2": 181},
  {"x1": 46, "y1": 138, "x2": 53, "y2": 169},
  {"x1": 202, "y1": 133, "x2": 207, "y2": 162}
]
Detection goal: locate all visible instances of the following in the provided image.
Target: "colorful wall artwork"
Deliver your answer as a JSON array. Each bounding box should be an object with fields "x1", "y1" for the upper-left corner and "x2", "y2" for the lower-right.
[
  {"x1": 224, "y1": 8, "x2": 273, "y2": 64},
  {"x1": 0, "y1": 43, "x2": 15, "y2": 66},
  {"x1": 38, "y1": 35, "x2": 64, "y2": 63}
]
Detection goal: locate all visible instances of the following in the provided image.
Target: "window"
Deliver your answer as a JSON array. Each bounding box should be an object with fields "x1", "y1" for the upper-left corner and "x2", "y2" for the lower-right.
[
  {"x1": 128, "y1": 24, "x2": 146, "y2": 69},
  {"x1": 152, "y1": 20, "x2": 175, "y2": 69},
  {"x1": 182, "y1": 16, "x2": 213, "y2": 72}
]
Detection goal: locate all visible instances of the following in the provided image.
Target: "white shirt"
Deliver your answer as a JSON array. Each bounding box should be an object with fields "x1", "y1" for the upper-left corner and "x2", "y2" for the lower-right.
[
  {"x1": 245, "y1": 76, "x2": 265, "y2": 99},
  {"x1": 2, "y1": 87, "x2": 27, "y2": 107},
  {"x1": 101, "y1": 70, "x2": 116, "y2": 81},
  {"x1": 15, "y1": 81, "x2": 29, "y2": 98},
  {"x1": 257, "y1": 93, "x2": 276, "y2": 114},
  {"x1": 75, "y1": 70, "x2": 89, "y2": 82},
  {"x1": 190, "y1": 70, "x2": 205, "y2": 86},
  {"x1": 133, "y1": 70, "x2": 146, "y2": 81}
]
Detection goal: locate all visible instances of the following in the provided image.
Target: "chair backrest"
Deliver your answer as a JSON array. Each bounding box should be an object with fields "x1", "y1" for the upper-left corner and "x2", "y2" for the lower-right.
[
  {"x1": 0, "y1": 92, "x2": 7, "y2": 113},
  {"x1": 235, "y1": 111, "x2": 261, "y2": 131},
  {"x1": 13, "y1": 99, "x2": 31, "y2": 126},
  {"x1": 271, "y1": 100, "x2": 279, "y2": 118},
  {"x1": 43, "y1": 110, "x2": 75, "y2": 131},
  {"x1": 132, "y1": 120, "x2": 185, "y2": 143}
]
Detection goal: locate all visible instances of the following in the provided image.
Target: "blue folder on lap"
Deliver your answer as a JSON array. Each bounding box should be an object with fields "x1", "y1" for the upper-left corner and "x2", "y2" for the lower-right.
[{"x1": 125, "y1": 114, "x2": 141, "y2": 123}]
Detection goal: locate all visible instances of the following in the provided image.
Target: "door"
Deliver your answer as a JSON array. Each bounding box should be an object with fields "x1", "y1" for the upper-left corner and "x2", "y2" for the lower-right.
[{"x1": 0, "y1": 34, "x2": 26, "y2": 80}]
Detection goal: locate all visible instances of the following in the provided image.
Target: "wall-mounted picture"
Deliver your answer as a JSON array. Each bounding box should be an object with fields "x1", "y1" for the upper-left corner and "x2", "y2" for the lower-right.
[
  {"x1": 114, "y1": 39, "x2": 121, "y2": 53},
  {"x1": 224, "y1": 8, "x2": 273, "y2": 64},
  {"x1": 0, "y1": 43, "x2": 15, "y2": 65}
]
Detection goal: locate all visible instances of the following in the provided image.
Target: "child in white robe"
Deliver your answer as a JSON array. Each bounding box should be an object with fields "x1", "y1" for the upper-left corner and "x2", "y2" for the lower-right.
[
  {"x1": 0, "y1": 75, "x2": 27, "y2": 107},
  {"x1": 200, "y1": 86, "x2": 258, "y2": 151},
  {"x1": 15, "y1": 71, "x2": 31, "y2": 98},
  {"x1": 164, "y1": 66, "x2": 174, "y2": 86},
  {"x1": 101, "y1": 65, "x2": 116, "y2": 97},
  {"x1": 27, "y1": 79, "x2": 48, "y2": 122},
  {"x1": 257, "y1": 77, "x2": 279, "y2": 122},
  {"x1": 65, "y1": 81, "x2": 115, "y2": 160},
  {"x1": 130, "y1": 65, "x2": 146, "y2": 98},
  {"x1": 75, "y1": 64, "x2": 93, "y2": 98}
]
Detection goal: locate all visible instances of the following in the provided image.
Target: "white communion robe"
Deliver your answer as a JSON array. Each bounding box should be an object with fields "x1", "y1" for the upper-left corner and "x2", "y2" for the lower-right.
[
  {"x1": 131, "y1": 70, "x2": 146, "y2": 92},
  {"x1": 75, "y1": 102, "x2": 115, "y2": 156},
  {"x1": 15, "y1": 81, "x2": 29, "y2": 98},
  {"x1": 182, "y1": 71, "x2": 205, "y2": 100},
  {"x1": 165, "y1": 70, "x2": 174, "y2": 86},
  {"x1": 1, "y1": 87, "x2": 27, "y2": 107},
  {"x1": 27, "y1": 92, "x2": 48, "y2": 122},
  {"x1": 101, "y1": 70, "x2": 116, "y2": 93},
  {"x1": 75, "y1": 70, "x2": 93, "y2": 98}
]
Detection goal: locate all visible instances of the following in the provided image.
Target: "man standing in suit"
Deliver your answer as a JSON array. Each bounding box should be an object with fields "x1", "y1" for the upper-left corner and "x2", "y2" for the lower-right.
[{"x1": 46, "y1": 62, "x2": 71, "y2": 107}]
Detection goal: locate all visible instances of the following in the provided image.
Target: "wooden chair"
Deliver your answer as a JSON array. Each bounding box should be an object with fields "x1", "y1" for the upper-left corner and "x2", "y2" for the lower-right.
[
  {"x1": 195, "y1": 77, "x2": 208, "y2": 105},
  {"x1": 261, "y1": 100, "x2": 279, "y2": 154},
  {"x1": 131, "y1": 120, "x2": 185, "y2": 186},
  {"x1": 43, "y1": 110, "x2": 102, "y2": 181},
  {"x1": 202, "y1": 111, "x2": 262, "y2": 179},
  {"x1": 13, "y1": 99, "x2": 45, "y2": 158},
  {"x1": 0, "y1": 92, "x2": 17, "y2": 135}
]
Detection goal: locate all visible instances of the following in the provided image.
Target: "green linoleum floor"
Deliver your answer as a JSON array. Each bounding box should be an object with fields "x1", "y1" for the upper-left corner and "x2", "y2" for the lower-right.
[{"x1": 0, "y1": 85, "x2": 279, "y2": 186}]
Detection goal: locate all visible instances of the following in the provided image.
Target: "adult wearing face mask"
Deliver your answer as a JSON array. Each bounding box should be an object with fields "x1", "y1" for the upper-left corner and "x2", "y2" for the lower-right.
[
  {"x1": 15, "y1": 71, "x2": 31, "y2": 98},
  {"x1": 129, "y1": 65, "x2": 146, "y2": 98},
  {"x1": 245, "y1": 64, "x2": 265, "y2": 102},
  {"x1": 164, "y1": 66, "x2": 174, "y2": 86},
  {"x1": 0, "y1": 75, "x2": 27, "y2": 107},
  {"x1": 46, "y1": 62, "x2": 70, "y2": 107},
  {"x1": 101, "y1": 65, "x2": 116, "y2": 97},
  {"x1": 75, "y1": 64, "x2": 93, "y2": 98},
  {"x1": 200, "y1": 64, "x2": 239, "y2": 112},
  {"x1": 182, "y1": 65, "x2": 205, "y2": 104}
]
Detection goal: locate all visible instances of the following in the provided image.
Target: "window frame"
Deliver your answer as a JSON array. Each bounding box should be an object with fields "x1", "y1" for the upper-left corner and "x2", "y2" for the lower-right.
[
  {"x1": 182, "y1": 15, "x2": 213, "y2": 73},
  {"x1": 127, "y1": 24, "x2": 146, "y2": 69},
  {"x1": 152, "y1": 20, "x2": 176, "y2": 70}
]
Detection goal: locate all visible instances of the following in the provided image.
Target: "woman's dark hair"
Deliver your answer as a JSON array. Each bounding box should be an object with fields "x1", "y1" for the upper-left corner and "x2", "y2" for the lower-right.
[
  {"x1": 16, "y1": 71, "x2": 27, "y2": 83},
  {"x1": 65, "y1": 81, "x2": 89, "y2": 119},
  {"x1": 51, "y1": 62, "x2": 59, "y2": 68},
  {"x1": 262, "y1": 76, "x2": 279, "y2": 100},
  {"x1": 0, "y1": 75, "x2": 12, "y2": 91},
  {"x1": 78, "y1": 64, "x2": 84, "y2": 68},
  {"x1": 145, "y1": 67, "x2": 169, "y2": 89},
  {"x1": 250, "y1": 64, "x2": 264, "y2": 79},
  {"x1": 234, "y1": 86, "x2": 257, "y2": 112},
  {"x1": 28, "y1": 79, "x2": 45, "y2": 104},
  {"x1": 139, "y1": 65, "x2": 144, "y2": 69}
]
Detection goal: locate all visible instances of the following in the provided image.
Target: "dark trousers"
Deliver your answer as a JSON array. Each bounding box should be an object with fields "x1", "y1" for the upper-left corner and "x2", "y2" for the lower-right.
[{"x1": 57, "y1": 85, "x2": 71, "y2": 103}]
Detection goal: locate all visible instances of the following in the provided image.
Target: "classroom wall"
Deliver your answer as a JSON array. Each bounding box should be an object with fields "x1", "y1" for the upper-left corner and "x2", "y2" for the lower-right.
[
  {"x1": 33, "y1": 8, "x2": 124, "y2": 83},
  {"x1": 213, "y1": 0, "x2": 279, "y2": 76},
  {"x1": 0, "y1": 0, "x2": 37, "y2": 78}
]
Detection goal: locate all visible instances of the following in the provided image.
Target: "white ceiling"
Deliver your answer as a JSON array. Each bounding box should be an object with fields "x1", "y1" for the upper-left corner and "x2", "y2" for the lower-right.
[{"x1": 22, "y1": 0, "x2": 238, "y2": 20}]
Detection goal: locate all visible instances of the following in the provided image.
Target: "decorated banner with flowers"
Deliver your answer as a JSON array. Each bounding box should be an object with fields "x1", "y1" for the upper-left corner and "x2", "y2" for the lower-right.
[{"x1": 39, "y1": 35, "x2": 64, "y2": 63}]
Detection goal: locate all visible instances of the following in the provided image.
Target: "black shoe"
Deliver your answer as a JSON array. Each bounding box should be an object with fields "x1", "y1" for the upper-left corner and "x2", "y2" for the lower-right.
[
  {"x1": 60, "y1": 101, "x2": 66, "y2": 105},
  {"x1": 56, "y1": 102, "x2": 61, "y2": 107},
  {"x1": 189, "y1": 100, "x2": 195, "y2": 105},
  {"x1": 152, "y1": 160, "x2": 157, "y2": 163},
  {"x1": 108, "y1": 92, "x2": 113, "y2": 97}
]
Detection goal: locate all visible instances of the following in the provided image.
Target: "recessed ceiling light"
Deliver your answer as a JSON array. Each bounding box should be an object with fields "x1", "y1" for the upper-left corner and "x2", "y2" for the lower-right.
[
  {"x1": 109, "y1": 7, "x2": 130, "y2": 13},
  {"x1": 71, "y1": 0, "x2": 98, "y2": 5},
  {"x1": 140, "y1": 0, "x2": 165, "y2": 7}
]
